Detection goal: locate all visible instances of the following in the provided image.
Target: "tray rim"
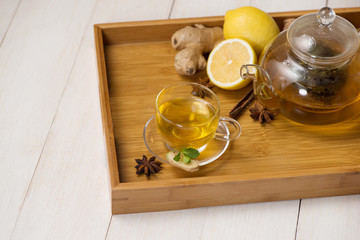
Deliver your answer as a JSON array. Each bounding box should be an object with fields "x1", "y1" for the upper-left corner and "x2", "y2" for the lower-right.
[
  {"x1": 94, "y1": 8, "x2": 360, "y2": 214},
  {"x1": 94, "y1": 7, "x2": 360, "y2": 29}
]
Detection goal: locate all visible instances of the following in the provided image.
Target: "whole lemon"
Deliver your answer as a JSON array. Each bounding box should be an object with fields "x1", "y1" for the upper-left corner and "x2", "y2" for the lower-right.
[{"x1": 223, "y1": 6, "x2": 280, "y2": 56}]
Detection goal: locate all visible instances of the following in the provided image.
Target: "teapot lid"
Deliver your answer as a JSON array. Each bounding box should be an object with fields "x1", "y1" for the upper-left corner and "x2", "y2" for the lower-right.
[{"x1": 287, "y1": 7, "x2": 359, "y2": 66}]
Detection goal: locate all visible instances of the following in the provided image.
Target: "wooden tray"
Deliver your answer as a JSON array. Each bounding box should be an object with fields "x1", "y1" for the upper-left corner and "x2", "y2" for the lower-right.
[{"x1": 94, "y1": 8, "x2": 360, "y2": 214}]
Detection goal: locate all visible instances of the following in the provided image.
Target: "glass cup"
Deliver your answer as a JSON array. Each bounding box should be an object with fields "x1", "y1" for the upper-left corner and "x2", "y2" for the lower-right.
[{"x1": 155, "y1": 82, "x2": 241, "y2": 152}]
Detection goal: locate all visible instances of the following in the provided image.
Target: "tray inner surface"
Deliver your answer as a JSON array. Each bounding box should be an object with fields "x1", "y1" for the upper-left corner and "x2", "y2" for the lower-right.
[{"x1": 104, "y1": 38, "x2": 360, "y2": 184}]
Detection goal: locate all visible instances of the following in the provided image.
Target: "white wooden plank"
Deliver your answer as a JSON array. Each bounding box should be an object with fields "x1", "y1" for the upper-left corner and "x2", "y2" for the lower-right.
[
  {"x1": 91, "y1": 0, "x2": 173, "y2": 23},
  {"x1": 107, "y1": 208, "x2": 207, "y2": 240},
  {"x1": 295, "y1": 3, "x2": 360, "y2": 239},
  {"x1": 328, "y1": 0, "x2": 360, "y2": 8},
  {"x1": 201, "y1": 201, "x2": 300, "y2": 240},
  {"x1": 107, "y1": 200, "x2": 300, "y2": 240},
  {"x1": 170, "y1": 0, "x2": 328, "y2": 20},
  {"x1": 296, "y1": 195, "x2": 360, "y2": 240},
  {"x1": 10, "y1": 0, "x2": 174, "y2": 239},
  {"x1": 10, "y1": 36, "x2": 111, "y2": 239},
  {"x1": 0, "y1": 0, "x2": 96, "y2": 239},
  {"x1": 5, "y1": 0, "x2": 360, "y2": 240},
  {"x1": 0, "y1": 0, "x2": 20, "y2": 44},
  {"x1": 171, "y1": 0, "x2": 251, "y2": 18},
  {"x1": 251, "y1": 0, "x2": 326, "y2": 12}
]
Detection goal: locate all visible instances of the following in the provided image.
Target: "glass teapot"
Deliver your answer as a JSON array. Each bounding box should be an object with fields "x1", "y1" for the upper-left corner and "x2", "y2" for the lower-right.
[{"x1": 241, "y1": 7, "x2": 360, "y2": 125}]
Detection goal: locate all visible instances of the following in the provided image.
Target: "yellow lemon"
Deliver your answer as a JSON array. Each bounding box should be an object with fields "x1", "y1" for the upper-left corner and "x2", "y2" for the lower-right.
[
  {"x1": 207, "y1": 38, "x2": 256, "y2": 90},
  {"x1": 223, "y1": 6, "x2": 280, "y2": 56}
]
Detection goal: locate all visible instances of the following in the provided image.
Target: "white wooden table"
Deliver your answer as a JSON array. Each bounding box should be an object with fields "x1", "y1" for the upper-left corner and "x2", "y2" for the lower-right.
[{"x1": 1, "y1": 0, "x2": 360, "y2": 239}]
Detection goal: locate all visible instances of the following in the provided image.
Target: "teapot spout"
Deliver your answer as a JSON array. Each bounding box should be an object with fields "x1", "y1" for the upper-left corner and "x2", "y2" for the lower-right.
[{"x1": 240, "y1": 64, "x2": 279, "y2": 110}]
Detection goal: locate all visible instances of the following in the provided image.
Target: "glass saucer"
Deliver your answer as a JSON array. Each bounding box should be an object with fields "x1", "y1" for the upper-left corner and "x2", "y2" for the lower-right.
[{"x1": 143, "y1": 115, "x2": 229, "y2": 166}]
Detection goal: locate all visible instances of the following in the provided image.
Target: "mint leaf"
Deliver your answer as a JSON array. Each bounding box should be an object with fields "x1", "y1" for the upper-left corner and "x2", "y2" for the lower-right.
[
  {"x1": 182, "y1": 155, "x2": 191, "y2": 163},
  {"x1": 181, "y1": 148, "x2": 200, "y2": 159},
  {"x1": 173, "y1": 152, "x2": 181, "y2": 162}
]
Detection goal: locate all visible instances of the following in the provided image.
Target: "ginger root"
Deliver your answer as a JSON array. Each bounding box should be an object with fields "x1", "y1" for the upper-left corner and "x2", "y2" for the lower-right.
[
  {"x1": 166, "y1": 151, "x2": 199, "y2": 172},
  {"x1": 171, "y1": 24, "x2": 223, "y2": 76}
]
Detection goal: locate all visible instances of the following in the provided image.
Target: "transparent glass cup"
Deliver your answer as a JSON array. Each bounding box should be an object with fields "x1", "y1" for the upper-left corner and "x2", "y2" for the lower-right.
[{"x1": 155, "y1": 83, "x2": 241, "y2": 152}]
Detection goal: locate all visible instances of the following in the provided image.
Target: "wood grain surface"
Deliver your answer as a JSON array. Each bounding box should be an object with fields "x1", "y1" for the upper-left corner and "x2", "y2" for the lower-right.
[
  {"x1": 2, "y1": 0, "x2": 360, "y2": 239},
  {"x1": 96, "y1": 10, "x2": 360, "y2": 214},
  {"x1": 0, "y1": 0, "x2": 97, "y2": 238},
  {"x1": 8, "y1": 0, "x2": 174, "y2": 239},
  {"x1": 107, "y1": 41, "x2": 360, "y2": 183},
  {"x1": 0, "y1": 0, "x2": 20, "y2": 45}
]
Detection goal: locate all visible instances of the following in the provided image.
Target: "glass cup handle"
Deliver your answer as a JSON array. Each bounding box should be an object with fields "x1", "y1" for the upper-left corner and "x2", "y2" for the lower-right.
[{"x1": 215, "y1": 117, "x2": 241, "y2": 141}]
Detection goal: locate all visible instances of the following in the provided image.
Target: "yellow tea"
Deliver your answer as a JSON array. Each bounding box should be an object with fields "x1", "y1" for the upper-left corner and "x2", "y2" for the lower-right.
[{"x1": 156, "y1": 97, "x2": 219, "y2": 150}]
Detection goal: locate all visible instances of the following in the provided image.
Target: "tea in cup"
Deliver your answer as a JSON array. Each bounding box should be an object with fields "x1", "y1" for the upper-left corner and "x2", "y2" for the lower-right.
[{"x1": 155, "y1": 83, "x2": 241, "y2": 152}]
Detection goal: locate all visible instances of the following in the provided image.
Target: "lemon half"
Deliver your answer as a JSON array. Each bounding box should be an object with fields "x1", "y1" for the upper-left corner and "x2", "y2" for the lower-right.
[{"x1": 207, "y1": 38, "x2": 256, "y2": 90}]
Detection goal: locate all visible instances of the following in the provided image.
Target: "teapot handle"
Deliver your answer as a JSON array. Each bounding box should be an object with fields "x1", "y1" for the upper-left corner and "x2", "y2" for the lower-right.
[{"x1": 240, "y1": 64, "x2": 279, "y2": 110}]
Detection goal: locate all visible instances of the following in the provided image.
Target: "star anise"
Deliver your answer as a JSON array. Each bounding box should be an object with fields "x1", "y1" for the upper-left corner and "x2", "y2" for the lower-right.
[
  {"x1": 135, "y1": 155, "x2": 162, "y2": 176},
  {"x1": 249, "y1": 102, "x2": 277, "y2": 123},
  {"x1": 192, "y1": 76, "x2": 215, "y2": 98}
]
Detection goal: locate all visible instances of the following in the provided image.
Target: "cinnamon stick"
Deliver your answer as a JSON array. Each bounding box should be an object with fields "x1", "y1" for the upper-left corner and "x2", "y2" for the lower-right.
[{"x1": 229, "y1": 87, "x2": 255, "y2": 119}]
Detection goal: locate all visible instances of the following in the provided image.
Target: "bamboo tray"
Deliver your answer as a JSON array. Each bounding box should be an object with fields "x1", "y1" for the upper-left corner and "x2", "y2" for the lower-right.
[{"x1": 94, "y1": 8, "x2": 360, "y2": 214}]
